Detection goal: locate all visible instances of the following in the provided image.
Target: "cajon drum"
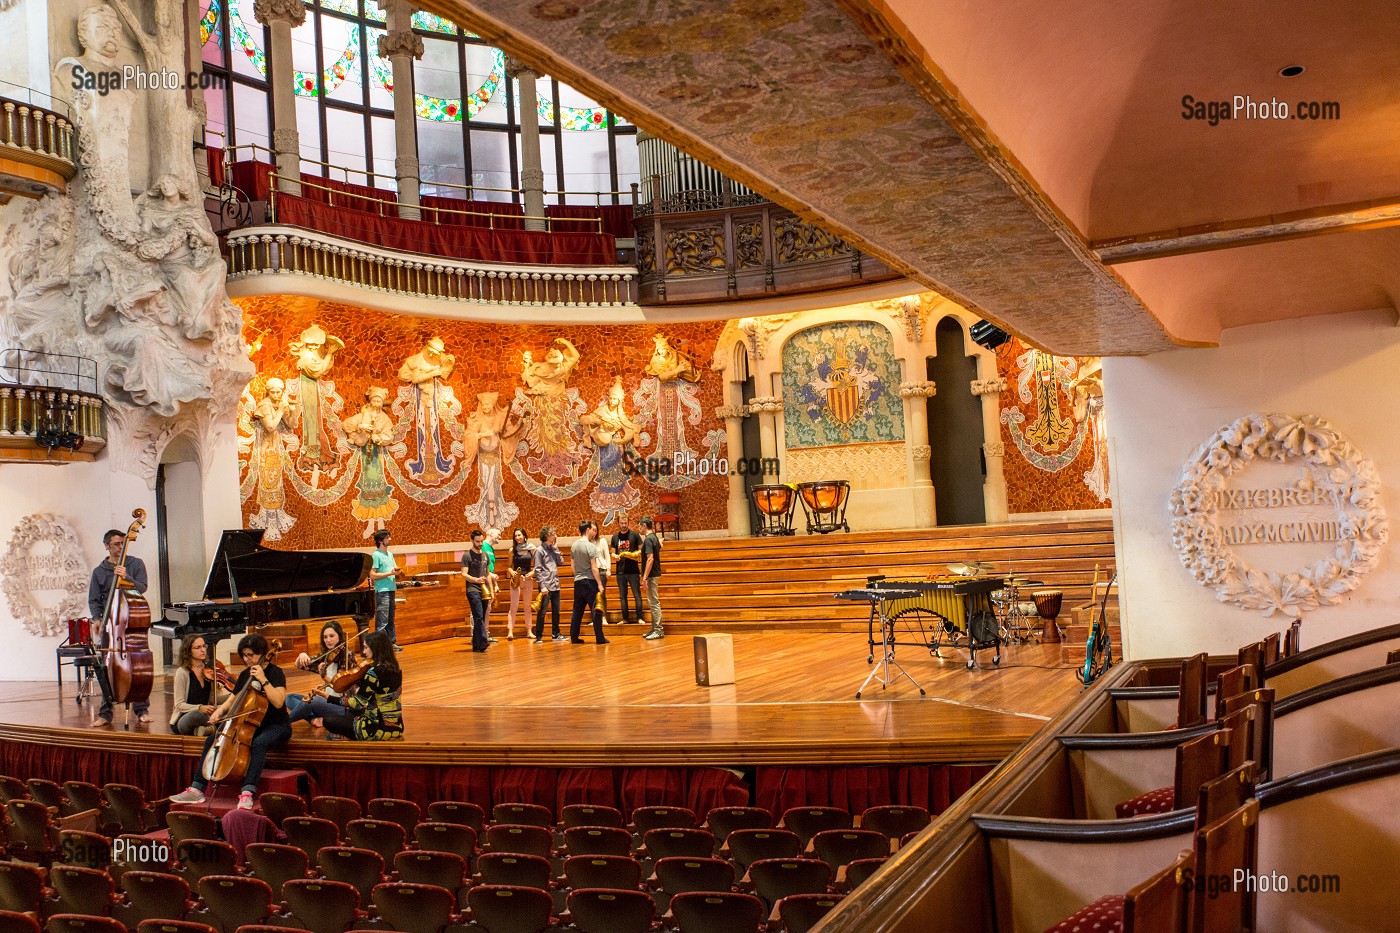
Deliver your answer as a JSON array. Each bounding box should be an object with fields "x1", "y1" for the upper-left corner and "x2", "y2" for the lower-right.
[{"x1": 694, "y1": 634, "x2": 734, "y2": 686}]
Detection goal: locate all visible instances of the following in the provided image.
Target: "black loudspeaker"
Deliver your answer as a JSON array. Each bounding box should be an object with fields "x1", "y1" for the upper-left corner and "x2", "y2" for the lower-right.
[{"x1": 970, "y1": 320, "x2": 1010, "y2": 350}]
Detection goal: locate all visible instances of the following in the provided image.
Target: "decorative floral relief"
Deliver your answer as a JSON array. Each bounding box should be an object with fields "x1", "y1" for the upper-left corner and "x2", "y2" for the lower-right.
[{"x1": 1169, "y1": 413, "x2": 1388, "y2": 617}]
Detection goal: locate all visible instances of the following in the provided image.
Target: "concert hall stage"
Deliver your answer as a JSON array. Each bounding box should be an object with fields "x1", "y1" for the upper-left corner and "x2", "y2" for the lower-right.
[{"x1": 0, "y1": 633, "x2": 1078, "y2": 770}]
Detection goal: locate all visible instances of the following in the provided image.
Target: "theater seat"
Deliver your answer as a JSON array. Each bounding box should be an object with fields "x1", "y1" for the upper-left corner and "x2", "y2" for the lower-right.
[
  {"x1": 0, "y1": 911, "x2": 39, "y2": 933},
  {"x1": 1041, "y1": 894, "x2": 1124, "y2": 932},
  {"x1": 1114, "y1": 786, "x2": 1176, "y2": 819}
]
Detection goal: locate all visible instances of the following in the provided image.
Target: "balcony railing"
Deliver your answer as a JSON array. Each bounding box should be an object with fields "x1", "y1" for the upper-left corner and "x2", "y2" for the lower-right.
[
  {"x1": 0, "y1": 82, "x2": 76, "y2": 196},
  {"x1": 0, "y1": 349, "x2": 107, "y2": 461},
  {"x1": 227, "y1": 226, "x2": 637, "y2": 308},
  {"x1": 633, "y1": 200, "x2": 898, "y2": 303}
]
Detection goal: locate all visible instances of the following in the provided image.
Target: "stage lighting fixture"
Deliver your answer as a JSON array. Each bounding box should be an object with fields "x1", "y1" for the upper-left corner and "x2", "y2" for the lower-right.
[{"x1": 970, "y1": 320, "x2": 1010, "y2": 350}]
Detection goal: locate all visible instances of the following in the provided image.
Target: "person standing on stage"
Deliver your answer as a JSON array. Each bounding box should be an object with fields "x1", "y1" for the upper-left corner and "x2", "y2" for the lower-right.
[
  {"x1": 640, "y1": 517, "x2": 665, "y2": 640},
  {"x1": 370, "y1": 529, "x2": 402, "y2": 650},
  {"x1": 611, "y1": 514, "x2": 642, "y2": 624},
  {"x1": 594, "y1": 529, "x2": 612, "y2": 626},
  {"x1": 481, "y1": 527, "x2": 500, "y2": 644},
  {"x1": 569, "y1": 521, "x2": 609, "y2": 645},
  {"x1": 462, "y1": 530, "x2": 492, "y2": 652},
  {"x1": 169, "y1": 633, "x2": 291, "y2": 809},
  {"x1": 506, "y1": 527, "x2": 536, "y2": 640},
  {"x1": 532, "y1": 527, "x2": 564, "y2": 642},
  {"x1": 89, "y1": 528, "x2": 152, "y2": 726},
  {"x1": 321, "y1": 631, "x2": 403, "y2": 741}
]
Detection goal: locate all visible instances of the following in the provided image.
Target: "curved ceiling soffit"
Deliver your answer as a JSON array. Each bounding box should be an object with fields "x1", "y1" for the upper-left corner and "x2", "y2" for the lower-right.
[{"x1": 428, "y1": 0, "x2": 1185, "y2": 356}]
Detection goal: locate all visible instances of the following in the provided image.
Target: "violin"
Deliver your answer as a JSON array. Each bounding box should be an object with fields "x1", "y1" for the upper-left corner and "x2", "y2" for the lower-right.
[
  {"x1": 330, "y1": 652, "x2": 372, "y2": 695},
  {"x1": 210, "y1": 661, "x2": 237, "y2": 692},
  {"x1": 201, "y1": 639, "x2": 283, "y2": 784}
]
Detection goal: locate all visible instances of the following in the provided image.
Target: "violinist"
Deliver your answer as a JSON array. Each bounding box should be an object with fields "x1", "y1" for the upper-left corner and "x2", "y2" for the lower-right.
[
  {"x1": 169, "y1": 635, "x2": 219, "y2": 736},
  {"x1": 321, "y1": 631, "x2": 403, "y2": 741},
  {"x1": 89, "y1": 529, "x2": 152, "y2": 727},
  {"x1": 169, "y1": 634, "x2": 291, "y2": 810},
  {"x1": 285, "y1": 620, "x2": 351, "y2": 727}
]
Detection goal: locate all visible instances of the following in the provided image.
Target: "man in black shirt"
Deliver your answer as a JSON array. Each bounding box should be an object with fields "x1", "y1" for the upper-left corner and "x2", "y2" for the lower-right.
[
  {"x1": 88, "y1": 528, "x2": 151, "y2": 726},
  {"x1": 610, "y1": 514, "x2": 643, "y2": 624},
  {"x1": 640, "y1": 517, "x2": 664, "y2": 640},
  {"x1": 461, "y1": 530, "x2": 491, "y2": 652},
  {"x1": 169, "y1": 634, "x2": 291, "y2": 809}
]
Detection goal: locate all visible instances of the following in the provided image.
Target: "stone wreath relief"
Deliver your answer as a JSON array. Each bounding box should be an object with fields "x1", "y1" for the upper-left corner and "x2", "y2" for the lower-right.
[
  {"x1": 1170, "y1": 413, "x2": 1388, "y2": 617},
  {"x1": 3, "y1": 514, "x2": 90, "y2": 638}
]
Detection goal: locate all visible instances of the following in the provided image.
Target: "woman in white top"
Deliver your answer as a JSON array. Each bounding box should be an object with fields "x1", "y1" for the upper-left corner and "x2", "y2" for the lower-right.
[
  {"x1": 505, "y1": 527, "x2": 537, "y2": 640},
  {"x1": 286, "y1": 620, "x2": 351, "y2": 727},
  {"x1": 594, "y1": 529, "x2": 612, "y2": 624}
]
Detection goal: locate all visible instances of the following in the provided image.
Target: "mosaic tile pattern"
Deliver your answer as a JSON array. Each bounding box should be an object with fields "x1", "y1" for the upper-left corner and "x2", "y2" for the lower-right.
[
  {"x1": 234, "y1": 296, "x2": 729, "y2": 550},
  {"x1": 780, "y1": 321, "x2": 905, "y2": 449},
  {"x1": 994, "y1": 336, "x2": 1109, "y2": 513}
]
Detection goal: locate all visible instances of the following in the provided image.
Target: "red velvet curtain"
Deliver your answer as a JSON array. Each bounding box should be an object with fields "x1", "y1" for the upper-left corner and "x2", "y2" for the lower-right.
[
  {"x1": 545, "y1": 204, "x2": 636, "y2": 238},
  {"x1": 206, "y1": 147, "x2": 226, "y2": 189},
  {"x1": 276, "y1": 194, "x2": 617, "y2": 265},
  {"x1": 753, "y1": 764, "x2": 995, "y2": 820},
  {"x1": 421, "y1": 196, "x2": 526, "y2": 230}
]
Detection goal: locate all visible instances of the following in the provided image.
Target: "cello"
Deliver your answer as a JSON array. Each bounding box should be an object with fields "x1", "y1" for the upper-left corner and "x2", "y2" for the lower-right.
[
  {"x1": 202, "y1": 640, "x2": 283, "y2": 785},
  {"x1": 94, "y1": 509, "x2": 154, "y2": 714}
]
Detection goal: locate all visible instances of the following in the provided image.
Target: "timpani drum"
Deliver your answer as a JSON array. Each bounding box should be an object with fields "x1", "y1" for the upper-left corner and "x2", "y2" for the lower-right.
[{"x1": 752, "y1": 484, "x2": 797, "y2": 536}]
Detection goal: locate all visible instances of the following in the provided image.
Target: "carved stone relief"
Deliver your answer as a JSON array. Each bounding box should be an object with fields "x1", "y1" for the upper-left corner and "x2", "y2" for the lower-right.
[
  {"x1": 734, "y1": 220, "x2": 764, "y2": 269},
  {"x1": 774, "y1": 216, "x2": 851, "y2": 264},
  {"x1": 664, "y1": 227, "x2": 726, "y2": 275},
  {"x1": 2, "y1": 514, "x2": 89, "y2": 638}
]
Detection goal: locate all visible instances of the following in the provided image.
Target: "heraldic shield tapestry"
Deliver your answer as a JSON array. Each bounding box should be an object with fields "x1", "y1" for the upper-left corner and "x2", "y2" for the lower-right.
[{"x1": 781, "y1": 321, "x2": 906, "y2": 449}]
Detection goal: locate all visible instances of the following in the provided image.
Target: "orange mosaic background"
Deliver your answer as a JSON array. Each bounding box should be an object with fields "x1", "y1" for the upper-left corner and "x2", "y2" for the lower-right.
[
  {"x1": 234, "y1": 295, "x2": 730, "y2": 550},
  {"x1": 993, "y1": 336, "x2": 1110, "y2": 514}
]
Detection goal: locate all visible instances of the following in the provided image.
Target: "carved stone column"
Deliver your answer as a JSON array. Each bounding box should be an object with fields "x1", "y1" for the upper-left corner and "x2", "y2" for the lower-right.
[
  {"x1": 255, "y1": 0, "x2": 306, "y2": 193},
  {"x1": 972, "y1": 377, "x2": 1009, "y2": 522},
  {"x1": 188, "y1": 0, "x2": 211, "y2": 190},
  {"x1": 899, "y1": 380, "x2": 937, "y2": 527},
  {"x1": 376, "y1": 1, "x2": 424, "y2": 219},
  {"x1": 715, "y1": 404, "x2": 752, "y2": 537},
  {"x1": 748, "y1": 396, "x2": 784, "y2": 482},
  {"x1": 505, "y1": 57, "x2": 547, "y2": 231}
]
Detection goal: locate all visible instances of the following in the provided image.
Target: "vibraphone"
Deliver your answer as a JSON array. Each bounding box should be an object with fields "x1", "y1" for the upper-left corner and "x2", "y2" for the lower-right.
[{"x1": 865, "y1": 575, "x2": 1004, "y2": 669}]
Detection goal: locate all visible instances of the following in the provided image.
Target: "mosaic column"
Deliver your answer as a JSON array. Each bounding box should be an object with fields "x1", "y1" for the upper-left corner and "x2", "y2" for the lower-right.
[
  {"x1": 715, "y1": 404, "x2": 751, "y2": 537},
  {"x1": 900, "y1": 380, "x2": 937, "y2": 527},
  {"x1": 505, "y1": 57, "x2": 547, "y2": 231},
  {"x1": 972, "y1": 377, "x2": 1010, "y2": 522},
  {"x1": 255, "y1": 0, "x2": 306, "y2": 193},
  {"x1": 377, "y1": 0, "x2": 424, "y2": 220},
  {"x1": 749, "y1": 396, "x2": 784, "y2": 482}
]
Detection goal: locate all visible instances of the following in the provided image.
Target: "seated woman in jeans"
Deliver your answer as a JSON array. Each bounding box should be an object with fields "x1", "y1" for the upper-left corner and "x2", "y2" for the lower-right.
[
  {"x1": 169, "y1": 634, "x2": 218, "y2": 736},
  {"x1": 169, "y1": 633, "x2": 291, "y2": 810},
  {"x1": 285, "y1": 620, "x2": 352, "y2": 727},
  {"x1": 322, "y1": 631, "x2": 403, "y2": 741}
]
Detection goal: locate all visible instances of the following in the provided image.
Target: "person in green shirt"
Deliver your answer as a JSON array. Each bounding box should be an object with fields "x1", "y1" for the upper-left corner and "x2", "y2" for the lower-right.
[
  {"x1": 481, "y1": 527, "x2": 500, "y2": 644},
  {"x1": 370, "y1": 528, "x2": 401, "y2": 650}
]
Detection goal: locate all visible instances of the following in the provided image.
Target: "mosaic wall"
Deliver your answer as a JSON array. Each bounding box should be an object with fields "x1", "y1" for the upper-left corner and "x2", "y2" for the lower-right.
[
  {"x1": 234, "y1": 296, "x2": 729, "y2": 549},
  {"x1": 993, "y1": 336, "x2": 1109, "y2": 513},
  {"x1": 780, "y1": 321, "x2": 906, "y2": 450}
]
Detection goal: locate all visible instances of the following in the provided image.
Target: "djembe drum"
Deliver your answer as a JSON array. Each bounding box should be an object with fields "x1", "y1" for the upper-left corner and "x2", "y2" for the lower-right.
[{"x1": 1033, "y1": 590, "x2": 1064, "y2": 643}]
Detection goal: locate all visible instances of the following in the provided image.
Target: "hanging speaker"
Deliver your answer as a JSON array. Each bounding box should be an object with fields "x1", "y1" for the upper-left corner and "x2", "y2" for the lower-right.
[{"x1": 970, "y1": 320, "x2": 1011, "y2": 350}]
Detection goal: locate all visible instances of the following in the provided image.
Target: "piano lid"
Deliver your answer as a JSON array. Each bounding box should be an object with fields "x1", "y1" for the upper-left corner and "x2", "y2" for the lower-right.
[{"x1": 202, "y1": 529, "x2": 372, "y2": 600}]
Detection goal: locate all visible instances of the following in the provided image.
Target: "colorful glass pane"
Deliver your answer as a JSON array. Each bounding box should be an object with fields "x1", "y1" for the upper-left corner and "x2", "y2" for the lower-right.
[{"x1": 411, "y1": 11, "x2": 457, "y2": 34}]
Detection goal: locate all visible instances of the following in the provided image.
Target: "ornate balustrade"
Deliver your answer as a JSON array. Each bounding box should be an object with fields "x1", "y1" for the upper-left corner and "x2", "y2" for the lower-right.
[
  {"x1": 0, "y1": 350, "x2": 107, "y2": 463},
  {"x1": 0, "y1": 86, "x2": 77, "y2": 198},
  {"x1": 226, "y1": 226, "x2": 639, "y2": 308},
  {"x1": 634, "y1": 200, "x2": 899, "y2": 304}
]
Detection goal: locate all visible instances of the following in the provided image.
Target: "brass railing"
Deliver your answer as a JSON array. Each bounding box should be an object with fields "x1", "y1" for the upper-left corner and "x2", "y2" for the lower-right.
[
  {"x1": 226, "y1": 225, "x2": 637, "y2": 308},
  {"x1": 0, "y1": 349, "x2": 107, "y2": 456},
  {"x1": 0, "y1": 83, "x2": 77, "y2": 185}
]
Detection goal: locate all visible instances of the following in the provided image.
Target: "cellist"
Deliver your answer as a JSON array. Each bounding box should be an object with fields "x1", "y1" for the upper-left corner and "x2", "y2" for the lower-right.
[
  {"x1": 88, "y1": 529, "x2": 151, "y2": 727},
  {"x1": 169, "y1": 634, "x2": 291, "y2": 810}
]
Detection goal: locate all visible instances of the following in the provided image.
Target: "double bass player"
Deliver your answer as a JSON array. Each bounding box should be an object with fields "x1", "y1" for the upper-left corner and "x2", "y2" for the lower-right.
[{"x1": 89, "y1": 528, "x2": 152, "y2": 727}]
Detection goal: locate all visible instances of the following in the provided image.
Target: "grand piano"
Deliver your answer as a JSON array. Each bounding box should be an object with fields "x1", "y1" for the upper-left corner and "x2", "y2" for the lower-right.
[{"x1": 154, "y1": 529, "x2": 374, "y2": 643}]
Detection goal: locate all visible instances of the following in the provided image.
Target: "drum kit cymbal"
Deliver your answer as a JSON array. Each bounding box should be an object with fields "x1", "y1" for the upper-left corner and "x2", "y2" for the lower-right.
[{"x1": 946, "y1": 560, "x2": 994, "y2": 577}]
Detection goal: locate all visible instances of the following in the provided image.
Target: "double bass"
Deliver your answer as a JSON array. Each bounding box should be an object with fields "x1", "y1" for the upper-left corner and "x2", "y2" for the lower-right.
[
  {"x1": 202, "y1": 639, "x2": 284, "y2": 784},
  {"x1": 94, "y1": 509, "x2": 154, "y2": 711}
]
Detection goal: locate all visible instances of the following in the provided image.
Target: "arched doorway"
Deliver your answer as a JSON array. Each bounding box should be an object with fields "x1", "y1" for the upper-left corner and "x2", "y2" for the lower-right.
[
  {"x1": 156, "y1": 435, "x2": 206, "y2": 665},
  {"x1": 927, "y1": 318, "x2": 986, "y2": 525}
]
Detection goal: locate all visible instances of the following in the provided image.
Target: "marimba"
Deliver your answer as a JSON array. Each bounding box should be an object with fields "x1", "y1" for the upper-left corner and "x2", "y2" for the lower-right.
[{"x1": 866, "y1": 575, "x2": 1004, "y2": 669}]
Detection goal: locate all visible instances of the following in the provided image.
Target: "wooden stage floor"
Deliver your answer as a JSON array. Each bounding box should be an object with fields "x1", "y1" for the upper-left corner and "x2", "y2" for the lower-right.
[{"x1": 3, "y1": 634, "x2": 1083, "y2": 768}]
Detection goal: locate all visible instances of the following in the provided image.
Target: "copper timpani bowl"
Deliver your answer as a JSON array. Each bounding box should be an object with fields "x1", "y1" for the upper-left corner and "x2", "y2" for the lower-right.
[
  {"x1": 798, "y1": 480, "x2": 849, "y2": 512},
  {"x1": 752, "y1": 484, "x2": 795, "y2": 516}
]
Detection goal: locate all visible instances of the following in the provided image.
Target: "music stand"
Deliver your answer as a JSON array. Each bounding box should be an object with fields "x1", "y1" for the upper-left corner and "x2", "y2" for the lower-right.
[{"x1": 835, "y1": 584, "x2": 927, "y2": 699}]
